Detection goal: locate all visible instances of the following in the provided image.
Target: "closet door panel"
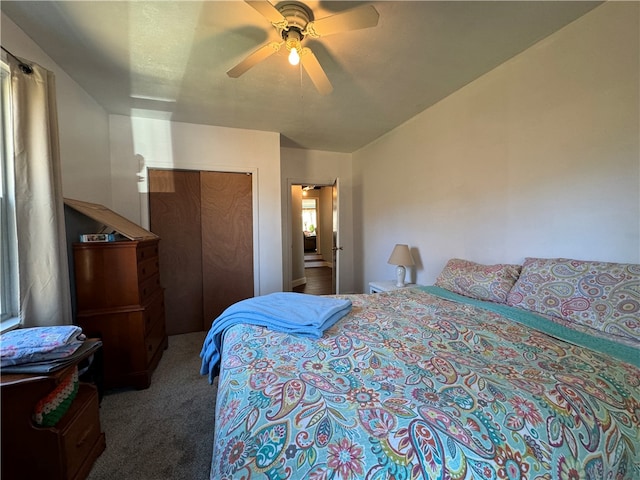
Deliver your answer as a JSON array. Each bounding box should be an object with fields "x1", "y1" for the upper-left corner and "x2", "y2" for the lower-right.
[
  {"x1": 149, "y1": 169, "x2": 204, "y2": 334},
  {"x1": 201, "y1": 171, "x2": 254, "y2": 329}
]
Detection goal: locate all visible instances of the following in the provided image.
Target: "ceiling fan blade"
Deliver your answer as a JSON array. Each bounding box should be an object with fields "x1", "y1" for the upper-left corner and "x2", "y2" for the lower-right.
[
  {"x1": 227, "y1": 42, "x2": 282, "y2": 78},
  {"x1": 301, "y1": 48, "x2": 333, "y2": 95},
  {"x1": 304, "y1": 5, "x2": 379, "y2": 38},
  {"x1": 245, "y1": 0, "x2": 287, "y2": 27}
]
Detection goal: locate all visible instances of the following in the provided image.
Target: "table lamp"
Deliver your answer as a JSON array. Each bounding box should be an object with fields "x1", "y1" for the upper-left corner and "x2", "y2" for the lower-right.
[{"x1": 387, "y1": 244, "x2": 415, "y2": 287}]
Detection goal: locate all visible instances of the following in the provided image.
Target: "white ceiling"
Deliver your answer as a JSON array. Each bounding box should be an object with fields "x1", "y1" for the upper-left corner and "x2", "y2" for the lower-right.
[{"x1": 1, "y1": 1, "x2": 601, "y2": 153}]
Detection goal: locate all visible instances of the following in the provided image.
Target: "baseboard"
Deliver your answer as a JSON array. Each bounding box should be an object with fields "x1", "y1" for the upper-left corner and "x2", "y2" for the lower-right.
[{"x1": 292, "y1": 277, "x2": 307, "y2": 287}]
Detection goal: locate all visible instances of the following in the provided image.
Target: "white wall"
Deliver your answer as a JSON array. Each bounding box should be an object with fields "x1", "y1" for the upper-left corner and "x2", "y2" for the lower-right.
[
  {"x1": 280, "y1": 147, "x2": 354, "y2": 293},
  {"x1": 290, "y1": 185, "x2": 305, "y2": 286},
  {"x1": 1, "y1": 13, "x2": 111, "y2": 204},
  {"x1": 109, "y1": 115, "x2": 283, "y2": 296},
  {"x1": 319, "y1": 187, "x2": 333, "y2": 261},
  {"x1": 353, "y1": 2, "x2": 639, "y2": 292}
]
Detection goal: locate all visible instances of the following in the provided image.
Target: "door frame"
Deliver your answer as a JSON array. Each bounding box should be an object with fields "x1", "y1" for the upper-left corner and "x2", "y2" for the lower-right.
[{"x1": 284, "y1": 177, "x2": 340, "y2": 293}]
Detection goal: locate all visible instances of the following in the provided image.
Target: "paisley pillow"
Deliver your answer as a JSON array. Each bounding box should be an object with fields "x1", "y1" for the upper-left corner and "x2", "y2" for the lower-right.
[
  {"x1": 435, "y1": 258, "x2": 522, "y2": 303},
  {"x1": 506, "y1": 257, "x2": 640, "y2": 342}
]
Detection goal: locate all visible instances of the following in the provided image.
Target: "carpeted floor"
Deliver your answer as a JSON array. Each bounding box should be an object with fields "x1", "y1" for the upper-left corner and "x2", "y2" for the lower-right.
[{"x1": 88, "y1": 331, "x2": 217, "y2": 480}]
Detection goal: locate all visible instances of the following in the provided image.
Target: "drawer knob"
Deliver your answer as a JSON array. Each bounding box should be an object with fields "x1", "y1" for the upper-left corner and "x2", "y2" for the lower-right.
[{"x1": 76, "y1": 426, "x2": 93, "y2": 447}]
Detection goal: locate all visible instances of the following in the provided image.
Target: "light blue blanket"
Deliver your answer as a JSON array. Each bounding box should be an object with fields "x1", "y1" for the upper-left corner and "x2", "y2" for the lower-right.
[{"x1": 200, "y1": 292, "x2": 352, "y2": 383}]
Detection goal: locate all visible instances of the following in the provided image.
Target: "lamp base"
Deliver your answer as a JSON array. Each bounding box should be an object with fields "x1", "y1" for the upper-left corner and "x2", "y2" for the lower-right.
[{"x1": 395, "y1": 265, "x2": 406, "y2": 287}]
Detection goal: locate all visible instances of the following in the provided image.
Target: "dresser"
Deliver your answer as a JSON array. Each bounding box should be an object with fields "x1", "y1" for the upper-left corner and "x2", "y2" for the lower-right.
[
  {"x1": 73, "y1": 239, "x2": 168, "y2": 390},
  {"x1": 1, "y1": 339, "x2": 105, "y2": 480}
]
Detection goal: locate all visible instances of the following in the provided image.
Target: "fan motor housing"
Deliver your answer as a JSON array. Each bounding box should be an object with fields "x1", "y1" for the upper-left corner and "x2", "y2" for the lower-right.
[{"x1": 276, "y1": 1, "x2": 313, "y2": 33}]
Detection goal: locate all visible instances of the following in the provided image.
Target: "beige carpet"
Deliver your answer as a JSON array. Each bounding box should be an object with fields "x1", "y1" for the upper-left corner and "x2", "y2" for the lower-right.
[{"x1": 88, "y1": 331, "x2": 217, "y2": 480}]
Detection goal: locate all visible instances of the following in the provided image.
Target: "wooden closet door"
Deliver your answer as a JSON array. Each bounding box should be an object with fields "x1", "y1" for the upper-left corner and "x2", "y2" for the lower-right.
[
  {"x1": 201, "y1": 171, "x2": 254, "y2": 330},
  {"x1": 149, "y1": 169, "x2": 204, "y2": 335}
]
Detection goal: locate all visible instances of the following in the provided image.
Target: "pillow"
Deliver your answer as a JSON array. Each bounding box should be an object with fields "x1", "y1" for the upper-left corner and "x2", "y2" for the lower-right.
[
  {"x1": 506, "y1": 257, "x2": 640, "y2": 342},
  {"x1": 435, "y1": 258, "x2": 522, "y2": 303}
]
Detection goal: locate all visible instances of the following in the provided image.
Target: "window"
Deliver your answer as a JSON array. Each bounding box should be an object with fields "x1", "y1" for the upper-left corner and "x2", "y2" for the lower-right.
[
  {"x1": 302, "y1": 198, "x2": 317, "y2": 234},
  {"x1": 1, "y1": 60, "x2": 19, "y2": 330}
]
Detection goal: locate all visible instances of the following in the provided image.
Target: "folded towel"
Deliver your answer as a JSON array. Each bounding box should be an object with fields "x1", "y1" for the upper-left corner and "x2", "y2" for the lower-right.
[
  {"x1": 200, "y1": 292, "x2": 352, "y2": 383},
  {"x1": 1, "y1": 326, "x2": 85, "y2": 367}
]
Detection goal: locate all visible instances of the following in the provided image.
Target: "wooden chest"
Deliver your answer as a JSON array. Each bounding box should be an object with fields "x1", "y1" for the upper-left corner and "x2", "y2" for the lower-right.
[{"x1": 73, "y1": 239, "x2": 168, "y2": 389}]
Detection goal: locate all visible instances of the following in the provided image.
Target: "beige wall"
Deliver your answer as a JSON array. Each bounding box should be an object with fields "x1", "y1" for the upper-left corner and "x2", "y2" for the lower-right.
[
  {"x1": 108, "y1": 115, "x2": 283, "y2": 296},
  {"x1": 290, "y1": 185, "x2": 305, "y2": 287},
  {"x1": 1, "y1": 13, "x2": 111, "y2": 205},
  {"x1": 318, "y1": 187, "x2": 333, "y2": 261},
  {"x1": 353, "y1": 2, "x2": 639, "y2": 291}
]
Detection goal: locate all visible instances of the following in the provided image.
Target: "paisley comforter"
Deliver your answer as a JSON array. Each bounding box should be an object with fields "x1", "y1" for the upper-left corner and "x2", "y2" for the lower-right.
[{"x1": 210, "y1": 287, "x2": 640, "y2": 479}]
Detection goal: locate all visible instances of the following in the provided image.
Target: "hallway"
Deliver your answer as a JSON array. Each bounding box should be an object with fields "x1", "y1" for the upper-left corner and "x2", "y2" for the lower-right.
[{"x1": 293, "y1": 266, "x2": 333, "y2": 295}]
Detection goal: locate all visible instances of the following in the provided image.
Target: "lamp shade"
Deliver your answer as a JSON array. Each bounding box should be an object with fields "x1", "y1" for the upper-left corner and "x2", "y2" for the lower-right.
[{"x1": 387, "y1": 244, "x2": 414, "y2": 266}]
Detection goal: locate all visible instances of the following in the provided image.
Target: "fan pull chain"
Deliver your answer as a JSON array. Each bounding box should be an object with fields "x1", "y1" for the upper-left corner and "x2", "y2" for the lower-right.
[{"x1": 299, "y1": 62, "x2": 304, "y2": 102}]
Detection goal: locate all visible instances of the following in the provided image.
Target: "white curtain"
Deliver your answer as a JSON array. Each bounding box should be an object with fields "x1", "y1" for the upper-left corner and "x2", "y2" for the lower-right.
[{"x1": 9, "y1": 56, "x2": 72, "y2": 327}]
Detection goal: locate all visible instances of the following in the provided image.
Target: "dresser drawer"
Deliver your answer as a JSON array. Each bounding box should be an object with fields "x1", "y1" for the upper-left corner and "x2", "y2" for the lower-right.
[
  {"x1": 146, "y1": 313, "x2": 167, "y2": 365},
  {"x1": 137, "y1": 255, "x2": 160, "y2": 283},
  {"x1": 139, "y1": 273, "x2": 162, "y2": 305},
  {"x1": 144, "y1": 291, "x2": 165, "y2": 336},
  {"x1": 60, "y1": 386, "x2": 102, "y2": 480},
  {"x1": 137, "y1": 242, "x2": 159, "y2": 263}
]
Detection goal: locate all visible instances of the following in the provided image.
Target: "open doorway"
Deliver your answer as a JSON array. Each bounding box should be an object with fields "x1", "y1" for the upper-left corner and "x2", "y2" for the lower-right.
[{"x1": 289, "y1": 183, "x2": 337, "y2": 295}]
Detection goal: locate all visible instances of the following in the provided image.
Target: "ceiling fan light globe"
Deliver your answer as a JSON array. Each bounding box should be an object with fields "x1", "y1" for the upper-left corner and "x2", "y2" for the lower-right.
[{"x1": 288, "y1": 48, "x2": 300, "y2": 65}]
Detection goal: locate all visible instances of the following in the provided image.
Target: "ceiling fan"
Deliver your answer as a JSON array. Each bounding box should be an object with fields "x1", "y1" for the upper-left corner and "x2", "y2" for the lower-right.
[{"x1": 227, "y1": 1, "x2": 380, "y2": 95}]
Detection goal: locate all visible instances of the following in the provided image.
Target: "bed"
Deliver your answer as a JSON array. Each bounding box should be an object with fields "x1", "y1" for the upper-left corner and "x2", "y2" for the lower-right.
[{"x1": 202, "y1": 257, "x2": 639, "y2": 479}]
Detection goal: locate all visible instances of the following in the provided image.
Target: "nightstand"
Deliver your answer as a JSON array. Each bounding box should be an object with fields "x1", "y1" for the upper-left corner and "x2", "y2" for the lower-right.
[
  {"x1": 1, "y1": 339, "x2": 106, "y2": 480},
  {"x1": 369, "y1": 280, "x2": 420, "y2": 293}
]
